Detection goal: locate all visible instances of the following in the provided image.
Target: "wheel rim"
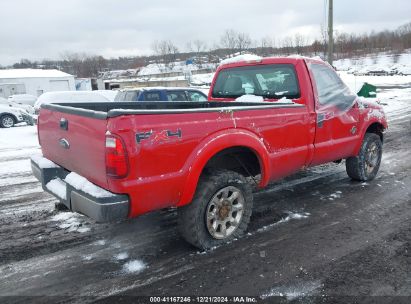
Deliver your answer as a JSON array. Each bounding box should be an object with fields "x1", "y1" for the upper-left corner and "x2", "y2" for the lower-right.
[
  {"x1": 205, "y1": 186, "x2": 245, "y2": 240},
  {"x1": 2, "y1": 116, "x2": 14, "y2": 128},
  {"x1": 365, "y1": 142, "x2": 380, "y2": 174}
]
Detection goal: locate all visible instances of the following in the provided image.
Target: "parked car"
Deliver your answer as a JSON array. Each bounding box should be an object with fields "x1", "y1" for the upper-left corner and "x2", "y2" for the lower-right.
[
  {"x1": 34, "y1": 91, "x2": 112, "y2": 112},
  {"x1": 114, "y1": 87, "x2": 208, "y2": 102},
  {"x1": 32, "y1": 56, "x2": 387, "y2": 249},
  {"x1": 397, "y1": 66, "x2": 411, "y2": 76},
  {"x1": 0, "y1": 102, "x2": 35, "y2": 128},
  {"x1": 0, "y1": 97, "x2": 35, "y2": 115},
  {"x1": 8, "y1": 94, "x2": 38, "y2": 106}
]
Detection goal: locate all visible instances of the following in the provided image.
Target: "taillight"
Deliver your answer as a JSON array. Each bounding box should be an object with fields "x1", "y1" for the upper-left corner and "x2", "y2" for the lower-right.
[{"x1": 105, "y1": 135, "x2": 129, "y2": 178}]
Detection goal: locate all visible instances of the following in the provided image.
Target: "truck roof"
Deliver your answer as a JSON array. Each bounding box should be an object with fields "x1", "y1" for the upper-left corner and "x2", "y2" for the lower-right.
[{"x1": 218, "y1": 55, "x2": 326, "y2": 69}]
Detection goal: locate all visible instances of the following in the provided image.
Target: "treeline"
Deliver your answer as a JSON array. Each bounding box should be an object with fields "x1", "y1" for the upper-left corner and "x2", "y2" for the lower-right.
[{"x1": 6, "y1": 21, "x2": 411, "y2": 77}]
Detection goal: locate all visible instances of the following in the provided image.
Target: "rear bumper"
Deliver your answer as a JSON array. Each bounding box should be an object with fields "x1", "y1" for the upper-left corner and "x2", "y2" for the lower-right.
[{"x1": 31, "y1": 156, "x2": 129, "y2": 222}]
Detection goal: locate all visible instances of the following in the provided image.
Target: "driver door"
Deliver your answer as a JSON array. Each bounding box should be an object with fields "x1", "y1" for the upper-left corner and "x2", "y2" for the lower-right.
[{"x1": 308, "y1": 63, "x2": 360, "y2": 165}]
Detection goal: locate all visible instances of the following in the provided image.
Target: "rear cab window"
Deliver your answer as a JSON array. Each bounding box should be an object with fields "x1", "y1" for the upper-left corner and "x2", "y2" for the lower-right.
[{"x1": 211, "y1": 64, "x2": 301, "y2": 100}]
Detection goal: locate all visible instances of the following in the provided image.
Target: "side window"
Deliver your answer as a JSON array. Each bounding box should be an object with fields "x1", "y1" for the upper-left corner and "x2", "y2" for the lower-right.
[
  {"x1": 187, "y1": 91, "x2": 207, "y2": 102},
  {"x1": 114, "y1": 91, "x2": 126, "y2": 101},
  {"x1": 166, "y1": 91, "x2": 188, "y2": 101},
  {"x1": 124, "y1": 91, "x2": 139, "y2": 101},
  {"x1": 310, "y1": 63, "x2": 356, "y2": 108},
  {"x1": 144, "y1": 92, "x2": 161, "y2": 101}
]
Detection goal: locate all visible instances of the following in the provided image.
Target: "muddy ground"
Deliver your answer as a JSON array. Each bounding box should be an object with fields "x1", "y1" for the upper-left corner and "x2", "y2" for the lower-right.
[{"x1": 0, "y1": 86, "x2": 410, "y2": 303}]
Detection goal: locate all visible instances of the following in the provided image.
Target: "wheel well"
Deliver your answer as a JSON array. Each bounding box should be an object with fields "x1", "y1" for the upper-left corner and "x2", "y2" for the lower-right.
[
  {"x1": 203, "y1": 147, "x2": 261, "y2": 178},
  {"x1": 366, "y1": 122, "x2": 385, "y2": 142}
]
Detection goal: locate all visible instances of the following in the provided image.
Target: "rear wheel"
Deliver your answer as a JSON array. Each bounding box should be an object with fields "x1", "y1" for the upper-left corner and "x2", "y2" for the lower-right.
[
  {"x1": 0, "y1": 115, "x2": 15, "y2": 128},
  {"x1": 346, "y1": 133, "x2": 382, "y2": 181},
  {"x1": 178, "y1": 169, "x2": 253, "y2": 250}
]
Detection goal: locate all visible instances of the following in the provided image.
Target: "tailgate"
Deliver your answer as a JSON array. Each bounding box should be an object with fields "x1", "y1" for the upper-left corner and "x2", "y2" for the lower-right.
[{"x1": 38, "y1": 108, "x2": 109, "y2": 189}]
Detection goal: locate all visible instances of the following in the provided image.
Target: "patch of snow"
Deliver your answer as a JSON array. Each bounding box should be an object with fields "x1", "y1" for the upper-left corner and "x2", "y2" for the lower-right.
[
  {"x1": 235, "y1": 95, "x2": 264, "y2": 103},
  {"x1": 261, "y1": 281, "x2": 322, "y2": 300},
  {"x1": 114, "y1": 252, "x2": 129, "y2": 261},
  {"x1": 50, "y1": 212, "x2": 73, "y2": 221},
  {"x1": 367, "y1": 108, "x2": 385, "y2": 121},
  {"x1": 329, "y1": 191, "x2": 343, "y2": 200},
  {"x1": 64, "y1": 172, "x2": 115, "y2": 198},
  {"x1": 122, "y1": 260, "x2": 146, "y2": 274},
  {"x1": 257, "y1": 211, "x2": 310, "y2": 232},
  {"x1": 50, "y1": 212, "x2": 90, "y2": 233},
  {"x1": 278, "y1": 97, "x2": 296, "y2": 104},
  {"x1": 35, "y1": 91, "x2": 111, "y2": 109},
  {"x1": 95, "y1": 239, "x2": 106, "y2": 246},
  {"x1": 82, "y1": 255, "x2": 94, "y2": 261},
  {"x1": 31, "y1": 154, "x2": 59, "y2": 169},
  {"x1": 220, "y1": 54, "x2": 262, "y2": 66},
  {"x1": 45, "y1": 178, "x2": 66, "y2": 200},
  {"x1": 0, "y1": 69, "x2": 72, "y2": 78}
]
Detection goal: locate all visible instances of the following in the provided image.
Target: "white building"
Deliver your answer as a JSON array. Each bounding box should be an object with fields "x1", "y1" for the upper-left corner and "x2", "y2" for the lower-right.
[{"x1": 0, "y1": 69, "x2": 75, "y2": 98}]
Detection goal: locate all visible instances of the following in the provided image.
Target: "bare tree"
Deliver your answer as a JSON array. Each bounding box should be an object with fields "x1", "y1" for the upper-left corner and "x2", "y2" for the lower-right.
[
  {"x1": 281, "y1": 36, "x2": 294, "y2": 55},
  {"x1": 220, "y1": 29, "x2": 238, "y2": 51},
  {"x1": 59, "y1": 52, "x2": 108, "y2": 78},
  {"x1": 237, "y1": 32, "x2": 252, "y2": 53},
  {"x1": 193, "y1": 40, "x2": 207, "y2": 67},
  {"x1": 294, "y1": 33, "x2": 306, "y2": 55},
  {"x1": 152, "y1": 40, "x2": 179, "y2": 69}
]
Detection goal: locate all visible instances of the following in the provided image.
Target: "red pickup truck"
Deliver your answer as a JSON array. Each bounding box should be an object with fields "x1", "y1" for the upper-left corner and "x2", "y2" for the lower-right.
[{"x1": 32, "y1": 57, "x2": 387, "y2": 249}]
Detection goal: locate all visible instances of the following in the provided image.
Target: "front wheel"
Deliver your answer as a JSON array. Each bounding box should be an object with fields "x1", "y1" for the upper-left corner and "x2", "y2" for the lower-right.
[
  {"x1": 178, "y1": 169, "x2": 253, "y2": 250},
  {"x1": 346, "y1": 133, "x2": 382, "y2": 181}
]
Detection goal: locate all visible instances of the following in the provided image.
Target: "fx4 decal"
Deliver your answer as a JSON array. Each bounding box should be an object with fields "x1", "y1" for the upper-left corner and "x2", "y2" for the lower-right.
[{"x1": 136, "y1": 129, "x2": 182, "y2": 144}]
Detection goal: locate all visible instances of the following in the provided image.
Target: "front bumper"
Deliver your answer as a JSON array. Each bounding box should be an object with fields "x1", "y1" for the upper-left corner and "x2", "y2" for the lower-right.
[{"x1": 31, "y1": 156, "x2": 129, "y2": 222}]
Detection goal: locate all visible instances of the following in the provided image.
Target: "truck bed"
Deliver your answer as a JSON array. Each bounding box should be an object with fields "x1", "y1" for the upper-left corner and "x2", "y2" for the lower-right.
[{"x1": 42, "y1": 101, "x2": 302, "y2": 118}]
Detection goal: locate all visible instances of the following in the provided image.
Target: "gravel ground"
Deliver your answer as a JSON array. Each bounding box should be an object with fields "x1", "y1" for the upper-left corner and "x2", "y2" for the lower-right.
[{"x1": 0, "y1": 84, "x2": 410, "y2": 304}]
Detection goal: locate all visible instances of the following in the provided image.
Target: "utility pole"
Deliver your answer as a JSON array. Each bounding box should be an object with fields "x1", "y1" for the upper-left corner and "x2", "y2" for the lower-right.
[{"x1": 327, "y1": 0, "x2": 334, "y2": 65}]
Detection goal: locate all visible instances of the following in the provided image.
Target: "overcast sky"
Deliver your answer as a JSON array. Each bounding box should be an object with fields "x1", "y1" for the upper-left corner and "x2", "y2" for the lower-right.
[{"x1": 0, "y1": 0, "x2": 410, "y2": 65}]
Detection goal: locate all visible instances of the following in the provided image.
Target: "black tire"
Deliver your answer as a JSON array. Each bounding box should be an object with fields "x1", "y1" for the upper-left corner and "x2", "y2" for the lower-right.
[
  {"x1": 0, "y1": 114, "x2": 15, "y2": 128},
  {"x1": 178, "y1": 169, "x2": 253, "y2": 250},
  {"x1": 346, "y1": 133, "x2": 382, "y2": 181}
]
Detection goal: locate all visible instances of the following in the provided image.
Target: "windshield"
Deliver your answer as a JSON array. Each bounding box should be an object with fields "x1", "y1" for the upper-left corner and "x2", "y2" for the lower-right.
[{"x1": 212, "y1": 64, "x2": 300, "y2": 99}]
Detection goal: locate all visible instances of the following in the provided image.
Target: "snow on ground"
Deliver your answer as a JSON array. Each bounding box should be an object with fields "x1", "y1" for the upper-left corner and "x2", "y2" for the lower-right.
[
  {"x1": 334, "y1": 51, "x2": 411, "y2": 72},
  {"x1": 190, "y1": 73, "x2": 215, "y2": 86},
  {"x1": 261, "y1": 280, "x2": 323, "y2": 300},
  {"x1": 114, "y1": 252, "x2": 129, "y2": 261},
  {"x1": 256, "y1": 211, "x2": 311, "y2": 233},
  {"x1": 138, "y1": 62, "x2": 216, "y2": 77},
  {"x1": 122, "y1": 260, "x2": 146, "y2": 274},
  {"x1": 0, "y1": 125, "x2": 38, "y2": 150},
  {"x1": 339, "y1": 71, "x2": 411, "y2": 94},
  {"x1": 50, "y1": 212, "x2": 91, "y2": 233}
]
